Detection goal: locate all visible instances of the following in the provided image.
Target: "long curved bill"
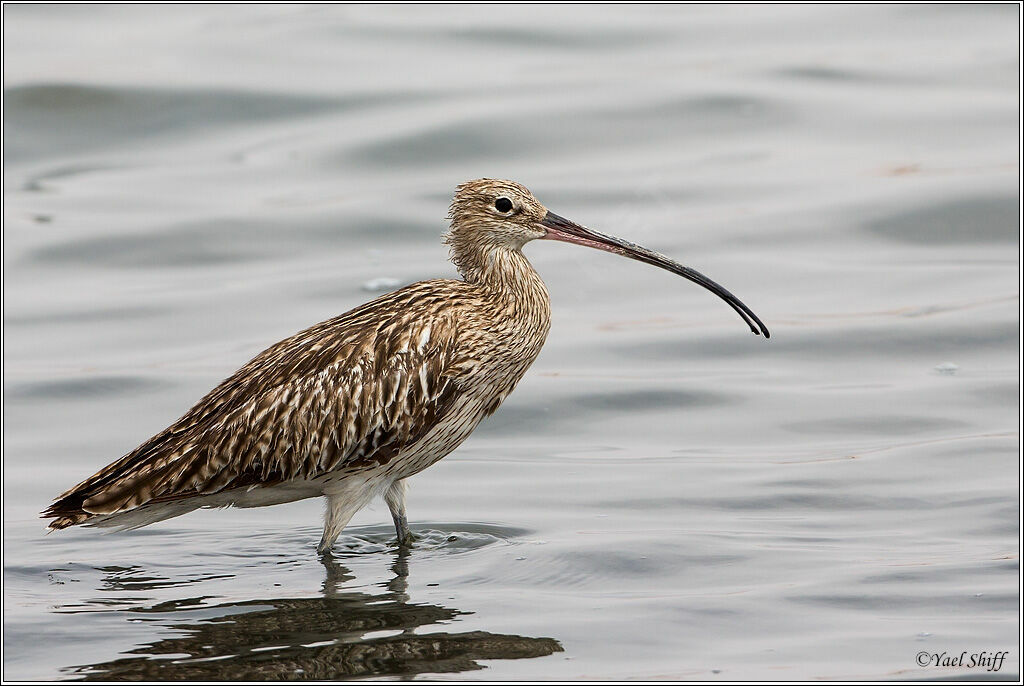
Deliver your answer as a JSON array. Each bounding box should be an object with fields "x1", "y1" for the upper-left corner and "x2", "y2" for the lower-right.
[{"x1": 539, "y1": 211, "x2": 770, "y2": 338}]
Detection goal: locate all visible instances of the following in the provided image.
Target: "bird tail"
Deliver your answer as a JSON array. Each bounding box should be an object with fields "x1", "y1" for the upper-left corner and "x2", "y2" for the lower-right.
[
  {"x1": 44, "y1": 511, "x2": 91, "y2": 531},
  {"x1": 43, "y1": 492, "x2": 207, "y2": 532},
  {"x1": 42, "y1": 491, "x2": 94, "y2": 531}
]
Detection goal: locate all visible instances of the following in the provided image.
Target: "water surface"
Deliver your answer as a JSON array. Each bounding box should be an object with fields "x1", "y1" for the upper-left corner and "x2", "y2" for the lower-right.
[{"x1": 3, "y1": 4, "x2": 1019, "y2": 680}]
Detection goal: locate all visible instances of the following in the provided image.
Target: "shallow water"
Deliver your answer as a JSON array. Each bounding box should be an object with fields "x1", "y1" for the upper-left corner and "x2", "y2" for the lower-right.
[{"x1": 3, "y1": 4, "x2": 1020, "y2": 681}]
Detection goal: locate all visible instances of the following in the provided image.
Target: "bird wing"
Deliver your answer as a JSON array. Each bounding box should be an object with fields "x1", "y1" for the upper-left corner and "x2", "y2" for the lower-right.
[{"x1": 43, "y1": 281, "x2": 482, "y2": 528}]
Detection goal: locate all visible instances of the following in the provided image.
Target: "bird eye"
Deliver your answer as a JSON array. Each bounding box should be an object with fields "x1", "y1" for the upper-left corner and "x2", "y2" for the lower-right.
[{"x1": 494, "y1": 197, "x2": 513, "y2": 213}]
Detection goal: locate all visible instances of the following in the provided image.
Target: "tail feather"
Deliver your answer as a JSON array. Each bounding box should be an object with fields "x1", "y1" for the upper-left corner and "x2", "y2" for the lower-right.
[
  {"x1": 83, "y1": 500, "x2": 209, "y2": 531},
  {"x1": 41, "y1": 454, "x2": 280, "y2": 532},
  {"x1": 42, "y1": 455, "x2": 197, "y2": 530},
  {"x1": 45, "y1": 512, "x2": 90, "y2": 531},
  {"x1": 42, "y1": 488, "x2": 94, "y2": 530},
  {"x1": 44, "y1": 479, "x2": 213, "y2": 532}
]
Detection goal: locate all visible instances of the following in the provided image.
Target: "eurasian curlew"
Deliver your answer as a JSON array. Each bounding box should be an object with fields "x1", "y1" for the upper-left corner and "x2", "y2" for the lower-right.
[{"x1": 44, "y1": 179, "x2": 769, "y2": 553}]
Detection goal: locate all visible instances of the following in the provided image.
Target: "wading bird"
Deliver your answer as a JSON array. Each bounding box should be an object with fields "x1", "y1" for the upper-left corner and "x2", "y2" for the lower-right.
[{"x1": 44, "y1": 179, "x2": 768, "y2": 553}]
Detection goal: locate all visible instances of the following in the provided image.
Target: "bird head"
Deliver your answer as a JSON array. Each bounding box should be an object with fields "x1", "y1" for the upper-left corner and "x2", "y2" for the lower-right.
[
  {"x1": 446, "y1": 178, "x2": 548, "y2": 253},
  {"x1": 445, "y1": 178, "x2": 769, "y2": 337}
]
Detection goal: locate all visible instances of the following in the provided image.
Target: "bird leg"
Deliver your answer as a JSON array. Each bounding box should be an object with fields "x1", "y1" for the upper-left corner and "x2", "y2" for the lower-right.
[
  {"x1": 318, "y1": 492, "x2": 360, "y2": 555},
  {"x1": 384, "y1": 479, "x2": 416, "y2": 547}
]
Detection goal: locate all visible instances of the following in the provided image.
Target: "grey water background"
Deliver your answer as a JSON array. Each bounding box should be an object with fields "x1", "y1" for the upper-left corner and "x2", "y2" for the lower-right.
[{"x1": 3, "y1": 4, "x2": 1019, "y2": 680}]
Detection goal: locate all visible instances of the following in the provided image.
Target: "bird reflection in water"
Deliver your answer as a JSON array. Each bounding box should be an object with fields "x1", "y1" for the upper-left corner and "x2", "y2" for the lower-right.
[{"x1": 66, "y1": 550, "x2": 562, "y2": 680}]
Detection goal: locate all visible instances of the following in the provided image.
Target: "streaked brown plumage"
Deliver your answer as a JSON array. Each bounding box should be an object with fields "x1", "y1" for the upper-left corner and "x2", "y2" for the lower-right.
[{"x1": 44, "y1": 178, "x2": 768, "y2": 553}]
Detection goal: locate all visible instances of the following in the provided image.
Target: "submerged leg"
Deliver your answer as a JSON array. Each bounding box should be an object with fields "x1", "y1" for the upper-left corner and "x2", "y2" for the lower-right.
[
  {"x1": 318, "y1": 492, "x2": 359, "y2": 555},
  {"x1": 384, "y1": 479, "x2": 415, "y2": 547}
]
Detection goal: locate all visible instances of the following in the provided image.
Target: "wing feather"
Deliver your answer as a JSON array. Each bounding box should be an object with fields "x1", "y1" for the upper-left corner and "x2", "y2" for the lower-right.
[{"x1": 43, "y1": 281, "x2": 478, "y2": 529}]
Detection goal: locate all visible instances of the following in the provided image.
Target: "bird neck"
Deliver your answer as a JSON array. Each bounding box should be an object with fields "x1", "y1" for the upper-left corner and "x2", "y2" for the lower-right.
[{"x1": 464, "y1": 245, "x2": 551, "y2": 315}]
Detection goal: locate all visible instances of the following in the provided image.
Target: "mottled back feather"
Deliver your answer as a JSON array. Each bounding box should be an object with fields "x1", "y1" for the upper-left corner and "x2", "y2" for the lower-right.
[{"x1": 43, "y1": 280, "x2": 491, "y2": 528}]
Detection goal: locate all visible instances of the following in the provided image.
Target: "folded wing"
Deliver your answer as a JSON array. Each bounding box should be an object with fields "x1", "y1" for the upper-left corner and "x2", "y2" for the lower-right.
[{"x1": 43, "y1": 282, "x2": 476, "y2": 529}]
